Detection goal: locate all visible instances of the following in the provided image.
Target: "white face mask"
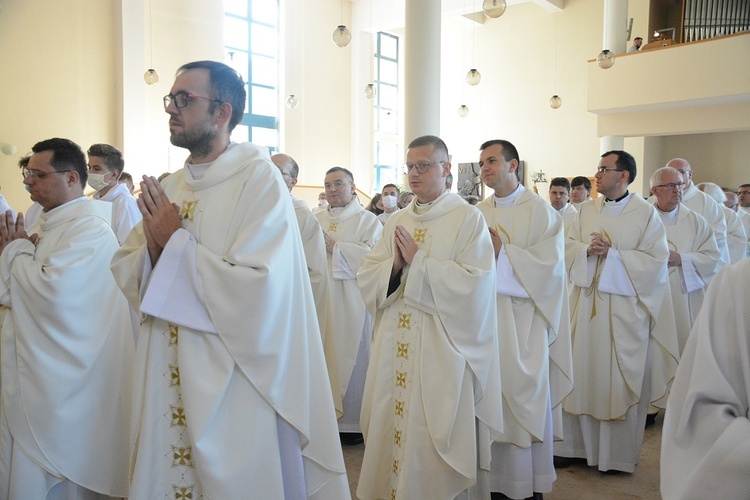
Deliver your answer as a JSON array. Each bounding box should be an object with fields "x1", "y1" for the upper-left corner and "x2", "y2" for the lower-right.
[
  {"x1": 87, "y1": 172, "x2": 112, "y2": 192},
  {"x1": 382, "y1": 194, "x2": 398, "y2": 209}
]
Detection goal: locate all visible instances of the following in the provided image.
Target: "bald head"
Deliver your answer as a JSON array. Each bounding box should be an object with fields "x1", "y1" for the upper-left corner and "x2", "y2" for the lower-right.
[
  {"x1": 666, "y1": 158, "x2": 692, "y2": 189},
  {"x1": 271, "y1": 153, "x2": 299, "y2": 192},
  {"x1": 697, "y1": 182, "x2": 727, "y2": 204}
]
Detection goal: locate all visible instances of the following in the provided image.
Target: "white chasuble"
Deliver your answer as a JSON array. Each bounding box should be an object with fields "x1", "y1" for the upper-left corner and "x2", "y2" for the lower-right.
[
  {"x1": 661, "y1": 259, "x2": 750, "y2": 499},
  {"x1": 679, "y1": 183, "x2": 730, "y2": 268},
  {"x1": 94, "y1": 181, "x2": 142, "y2": 244},
  {"x1": 723, "y1": 205, "x2": 747, "y2": 264},
  {"x1": 357, "y1": 192, "x2": 503, "y2": 500},
  {"x1": 111, "y1": 142, "x2": 348, "y2": 499},
  {"x1": 478, "y1": 190, "x2": 573, "y2": 446},
  {"x1": 0, "y1": 198, "x2": 134, "y2": 497},
  {"x1": 315, "y1": 198, "x2": 381, "y2": 426}
]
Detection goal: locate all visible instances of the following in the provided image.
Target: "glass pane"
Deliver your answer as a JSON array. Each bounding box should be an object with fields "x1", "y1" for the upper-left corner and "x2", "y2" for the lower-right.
[
  {"x1": 244, "y1": 84, "x2": 250, "y2": 113},
  {"x1": 251, "y1": 54, "x2": 277, "y2": 87},
  {"x1": 251, "y1": 22, "x2": 278, "y2": 57},
  {"x1": 252, "y1": 126, "x2": 278, "y2": 149},
  {"x1": 379, "y1": 59, "x2": 398, "y2": 85},
  {"x1": 231, "y1": 124, "x2": 249, "y2": 143},
  {"x1": 379, "y1": 33, "x2": 398, "y2": 60},
  {"x1": 377, "y1": 142, "x2": 399, "y2": 168},
  {"x1": 225, "y1": 16, "x2": 248, "y2": 50},
  {"x1": 252, "y1": 0, "x2": 278, "y2": 26},
  {"x1": 251, "y1": 85, "x2": 278, "y2": 116},
  {"x1": 378, "y1": 109, "x2": 398, "y2": 134},
  {"x1": 377, "y1": 166, "x2": 400, "y2": 189},
  {"x1": 224, "y1": 0, "x2": 247, "y2": 17},
  {"x1": 226, "y1": 49, "x2": 250, "y2": 82},
  {"x1": 379, "y1": 84, "x2": 398, "y2": 110}
]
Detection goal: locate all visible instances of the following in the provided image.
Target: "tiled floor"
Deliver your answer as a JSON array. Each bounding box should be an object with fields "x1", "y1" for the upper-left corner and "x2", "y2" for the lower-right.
[{"x1": 342, "y1": 413, "x2": 664, "y2": 499}]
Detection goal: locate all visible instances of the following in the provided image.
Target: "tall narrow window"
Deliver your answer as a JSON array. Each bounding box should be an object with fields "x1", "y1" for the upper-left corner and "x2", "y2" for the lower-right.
[
  {"x1": 225, "y1": 0, "x2": 279, "y2": 151},
  {"x1": 373, "y1": 31, "x2": 400, "y2": 191}
]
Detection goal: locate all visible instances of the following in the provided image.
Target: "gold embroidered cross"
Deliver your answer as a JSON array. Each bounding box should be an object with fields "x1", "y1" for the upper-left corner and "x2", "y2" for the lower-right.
[
  {"x1": 168, "y1": 364, "x2": 180, "y2": 387},
  {"x1": 171, "y1": 446, "x2": 193, "y2": 467},
  {"x1": 398, "y1": 313, "x2": 412, "y2": 329},
  {"x1": 413, "y1": 227, "x2": 428, "y2": 243},
  {"x1": 394, "y1": 429, "x2": 402, "y2": 446},
  {"x1": 395, "y1": 400, "x2": 404, "y2": 416},
  {"x1": 180, "y1": 200, "x2": 198, "y2": 222},
  {"x1": 397, "y1": 342, "x2": 409, "y2": 359},
  {"x1": 392, "y1": 458, "x2": 400, "y2": 475},
  {"x1": 395, "y1": 371, "x2": 406, "y2": 388},
  {"x1": 170, "y1": 405, "x2": 186, "y2": 427},
  {"x1": 328, "y1": 222, "x2": 338, "y2": 232}
]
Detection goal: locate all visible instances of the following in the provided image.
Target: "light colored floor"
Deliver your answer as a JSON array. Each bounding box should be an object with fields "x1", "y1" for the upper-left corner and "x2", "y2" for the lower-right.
[{"x1": 342, "y1": 413, "x2": 664, "y2": 499}]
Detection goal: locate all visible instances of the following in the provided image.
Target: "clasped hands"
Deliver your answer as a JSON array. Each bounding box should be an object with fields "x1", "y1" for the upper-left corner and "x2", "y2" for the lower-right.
[
  {"x1": 587, "y1": 232, "x2": 611, "y2": 257},
  {"x1": 0, "y1": 212, "x2": 36, "y2": 255},
  {"x1": 138, "y1": 175, "x2": 181, "y2": 265},
  {"x1": 392, "y1": 225, "x2": 418, "y2": 274}
]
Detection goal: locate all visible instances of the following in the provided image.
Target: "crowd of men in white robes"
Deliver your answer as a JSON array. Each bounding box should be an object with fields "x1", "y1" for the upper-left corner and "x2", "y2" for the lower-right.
[{"x1": 0, "y1": 57, "x2": 748, "y2": 500}]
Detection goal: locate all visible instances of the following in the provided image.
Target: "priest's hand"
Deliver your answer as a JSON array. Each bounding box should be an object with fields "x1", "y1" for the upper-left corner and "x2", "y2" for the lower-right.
[
  {"x1": 394, "y1": 225, "x2": 417, "y2": 267},
  {"x1": 323, "y1": 232, "x2": 336, "y2": 254},
  {"x1": 488, "y1": 227, "x2": 503, "y2": 260},
  {"x1": 667, "y1": 250, "x2": 682, "y2": 267},
  {"x1": 138, "y1": 176, "x2": 180, "y2": 264},
  {"x1": 0, "y1": 211, "x2": 37, "y2": 254},
  {"x1": 588, "y1": 232, "x2": 611, "y2": 257}
]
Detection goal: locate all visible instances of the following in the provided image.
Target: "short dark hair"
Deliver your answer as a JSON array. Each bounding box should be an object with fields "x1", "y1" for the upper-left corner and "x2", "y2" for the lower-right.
[
  {"x1": 740, "y1": 183, "x2": 750, "y2": 190},
  {"x1": 407, "y1": 135, "x2": 449, "y2": 160},
  {"x1": 571, "y1": 176, "x2": 592, "y2": 191},
  {"x1": 17, "y1": 155, "x2": 30, "y2": 169},
  {"x1": 479, "y1": 139, "x2": 519, "y2": 164},
  {"x1": 31, "y1": 138, "x2": 87, "y2": 188},
  {"x1": 550, "y1": 177, "x2": 571, "y2": 192},
  {"x1": 326, "y1": 166, "x2": 354, "y2": 183},
  {"x1": 119, "y1": 172, "x2": 133, "y2": 183},
  {"x1": 87, "y1": 143, "x2": 124, "y2": 178},
  {"x1": 634, "y1": 37, "x2": 643, "y2": 42},
  {"x1": 382, "y1": 183, "x2": 399, "y2": 194},
  {"x1": 177, "y1": 61, "x2": 247, "y2": 132},
  {"x1": 601, "y1": 150, "x2": 636, "y2": 184}
]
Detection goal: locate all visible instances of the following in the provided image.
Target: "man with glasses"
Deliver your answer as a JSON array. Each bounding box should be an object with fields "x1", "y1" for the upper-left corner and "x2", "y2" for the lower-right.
[
  {"x1": 357, "y1": 135, "x2": 502, "y2": 499},
  {"x1": 111, "y1": 61, "x2": 349, "y2": 499},
  {"x1": 727, "y1": 189, "x2": 750, "y2": 258},
  {"x1": 0, "y1": 137, "x2": 134, "y2": 497},
  {"x1": 663, "y1": 158, "x2": 730, "y2": 268},
  {"x1": 477, "y1": 140, "x2": 573, "y2": 500},
  {"x1": 738, "y1": 184, "x2": 750, "y2": 213},
  {"x1": 649, "y1": 167, "x2": 720, "y2": 354},
  {"x1": 554, "y1": 150, "x2": 677, "y2": 474},
  {"x1": 315, "y1": 166, "x2": 381, "y2": 444}
]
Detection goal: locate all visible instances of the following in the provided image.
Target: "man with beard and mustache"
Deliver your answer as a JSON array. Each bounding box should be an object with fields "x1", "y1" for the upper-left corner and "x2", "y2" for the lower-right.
[{"x1": 110, "y1": 61, "x2": 348, "y2": 499}]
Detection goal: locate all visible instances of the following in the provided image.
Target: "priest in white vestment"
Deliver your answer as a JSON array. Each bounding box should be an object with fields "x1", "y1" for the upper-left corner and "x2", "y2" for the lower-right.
[
  {"x1": 649, "y1": 168, "x2": 720, "y2": 354},
  {"x1": 316, "y1": 167, "x2": 381, "y2": 439},
  {"x1": 738, "y1": 184, "x2": 750, "y2": 214},
  {"x1": 570, "y1": 176, "x2": 592, "y2": 212},
  {"x1": 0, "y1": 138, "x2": 134, "y2": 499},
  {"x1": 725, "y1": 190, "x2": 750, "y2": 259},
  {"x1": 661, "y1": 258, "x2": 750, "y2": 499},
  {"x1": 697, "y1": 182, "x2": 746, "y2": 264},
  {"x1": 549, "y1": 177, "x2": 578, "y2": 230},
  {"x1": 662, "y1": 158, "x2": 729, "y2": 268},
  {"x1": 356, "y1": 135, "x2": 503, "y2": 500},
  {"x1": 86, "y1": 143, "x2": 142, "y2": 244},
  {"x1": 110, "y1": 61, "x2": 348, "y2": 499},
  {"x1": 554, "y1": 150, "x2": 678, "y2": 474},
  {"x1": 477, "y1": 140, "x2": 573, "y2": 499}
]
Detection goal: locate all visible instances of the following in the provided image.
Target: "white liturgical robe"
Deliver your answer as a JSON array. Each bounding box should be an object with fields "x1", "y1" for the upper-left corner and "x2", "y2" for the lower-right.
[
  {"x1": 316, "y1": 198, "x2": 381, "y2": 431},
  {"x1": 722, "y1": 205, "x2": 747, "y2": 264},
  {"x1": 478, "y1": 187, "x2": 573, "y2": 498},
  {"x1": 0, "y1": 197, "x2": 134, "y2": 497},
  {"x1": 558, "y1": 202, "x2": 578, "y2": 230},
  {"x1": 357, "y1": 192, "x2": 503, "y2": 500},
  {"x1": 94, "y1": 181, "x2": 142, "y2": 244},
  {"x1": 557, "y1": 193, "x2": 678, "y2": 473},
  {"x1": 661, "y1": 259, "x2": 750, "y2": 499},
  {"x1": 111, "y1": 143, "x2": 348, "y2": 499},
  {"x1": 680, "y1": 183, "x2": 730, "y2": 268}
]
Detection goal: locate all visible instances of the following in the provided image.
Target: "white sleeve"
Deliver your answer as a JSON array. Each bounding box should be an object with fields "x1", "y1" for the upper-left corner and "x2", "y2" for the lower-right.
[
  {"x1": 680, "y1": 253, "x2": 705, "y2": 293},
  {"x1": 570, "y1": 245, "x2": 596, "y2": 288},
  {"x1": 331, "y1": 244, "x2": 356, "y2": 280},
  {"x1": 495, "y1": 246, "x2": 529, "y2": 297},
  {"x1": 598, "y1": 248, "x2": 637, "y2": 296},
  {"x1": 140, "y1": 228, "x2": 217, "y2": 333}
]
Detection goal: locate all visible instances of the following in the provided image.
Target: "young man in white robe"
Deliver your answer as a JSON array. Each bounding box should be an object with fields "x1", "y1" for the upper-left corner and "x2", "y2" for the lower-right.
[
  {"x1": 87, "y1": 143, "x2": 142, "y2": 244},
  {"x1": 554, "y1": 150, "x2": 678, "y2": 473},
  {"x1": 356, "y1": 135, "x2": 503, "y2": 500},
  {"x1": 0, "y1": 137, "x2": 134, "y2": 498},
  {"x1": 316, "y1": 166, "x2": 382, "y2": 443},
  {"x1": 548, "y1": 177, "x2": 578, "y2": 230},
  {"x1": 649, "y1": 167, "x2": 720, "y2": 354},
  {"x1": 477, "y1": 140, "x2": 573, "y2": 500},
  {"x1": 661, "y1": 258, "x2": 750, "y2": 499},
  {"x1": 377, "y1": 183, "x2": 400, "y2": 225},
  {"x1": 110, "y1": 60, "x2": 349, "y2": 499},
  {"x1": 663, "y1": 158, "x2": 730, "y2": 268}
]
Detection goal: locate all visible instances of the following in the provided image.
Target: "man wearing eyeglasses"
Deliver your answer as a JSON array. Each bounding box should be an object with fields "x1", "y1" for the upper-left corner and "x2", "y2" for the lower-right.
[
  {"x1": 554, "y1": 150, "x2": 676, "y2": 475},
  {"x1": 357, "y1": 135, "x2": 502, "y2": 499},
  {"x1": 315, "y1": 166, "x2": 381, "y2": 444},
  {"x1": 729, "y1": 188, "x2": 750, "y2": 258},
  {"x1": 475, "y1": 140, "x2": 572, "y2": 500},
  {"x1": 0, "y1": 137, "x2": 134, "y2": 497},
  {"x1": 662, "y1": 158, "x2": 730, "y2": 269},
  {"x1": 110, "y1": 61, "x2": 349, "y2": 499},
  {"x1": 649, "y1": 167, "x2": 720, "y2": 354}
]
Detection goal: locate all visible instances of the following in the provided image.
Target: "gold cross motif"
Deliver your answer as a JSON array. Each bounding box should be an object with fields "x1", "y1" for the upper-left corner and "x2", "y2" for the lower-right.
[
  {"x1": 392, "y1": 458, "x2": 400, "y2": 475},
  {"x1": 168, "y1": 364, "x2": 180, "y2": 387},
  {"x1": 180, "y1": 200, "x2": 198, "y2": 222},
  {"x1": 394, "y1": 429, "x2": 402, "y2": 446},
  {"x1": 328, "y1": 222, "x2": 338, "y2": 232},
  {"x1": 397, "y1": 342, "x2": 409, "y2": 359},
  {"x1": 395, "y1": 371, "x2": 406, "y2": 388},
  {"x1": 169, "y1": 405, "x2": 186, "y2": 427},
  {"x1": 168, "y1": 323, "x2": 179, "y2": 346},
  {"x1": 173, "y1": 486, "x2": 194, "y2": 499},
  {"x1": 413, "y1": 227, "x2": 428, "y2": 243},
  {"x1": 391, "y1": 489, "x2": 397, "y2": 500},
  {"x1": 395, "y1": 400, "x2": 404, "y2": 417},
  {"x1": 171, "y1": 446, "x2": 193, "y2": 467},
  {"x1": 398, "y1": 313, "x2": 412, "y2": 329}
]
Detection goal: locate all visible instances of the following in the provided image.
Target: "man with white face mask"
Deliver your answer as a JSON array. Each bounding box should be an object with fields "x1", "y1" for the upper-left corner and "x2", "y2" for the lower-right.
[
  {"x1": 87, "y1": 144, "x2": 141, "y2": 244},
  {"x1": 377, "y1": 183, "x2": 400, "y2": 225}
]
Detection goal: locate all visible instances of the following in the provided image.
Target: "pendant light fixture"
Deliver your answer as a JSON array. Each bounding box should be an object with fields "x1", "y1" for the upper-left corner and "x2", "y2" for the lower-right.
[
  {"x1": 466, "y1": 3, "x2": 481, "y2": 86},
  {"x1": 143, "y1": 0, "x2": 159, "y2": 85},
  {"x1": 549, "y1": 13, "x2": 562, "y2": 109},
  {"x1": 458, "y1": 104, "x2": 469, "y2": 117},
  {"x1": 286, "y1": 3, "x2": 300, "y2": 109},
  {"x1": 364, "y1": 0, "x2": 376, "y2": 99},
  {"x1": 596, "y1": 49, "x2": 615, "y2": 69},
  {"x1": 332, "y1": 0, "x2": 351, "y2": 48},
  {"x1": 482, "y1": 0, "x2": 507, "y2": 19}
]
